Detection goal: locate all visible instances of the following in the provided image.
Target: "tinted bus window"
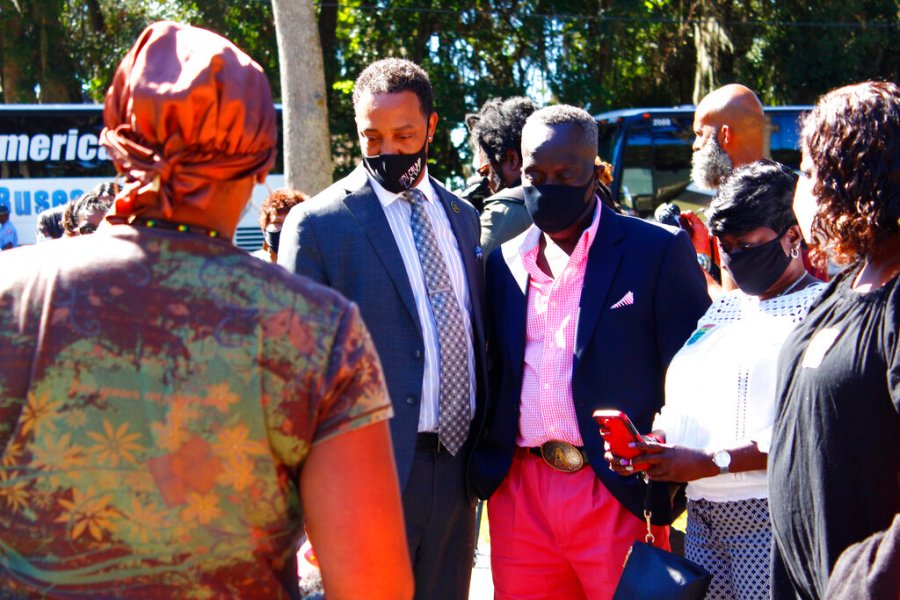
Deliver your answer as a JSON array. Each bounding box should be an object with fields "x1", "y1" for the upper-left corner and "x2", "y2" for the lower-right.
[
  {"x1": 769, "y1": 112, "x2": 804, "y2": 169},
  {"x1": 0, "y1": 105, "x2": 283, "y2": 248},
  {"x1": 597, "y1": 123, "x2": 618, "y2": 165}
]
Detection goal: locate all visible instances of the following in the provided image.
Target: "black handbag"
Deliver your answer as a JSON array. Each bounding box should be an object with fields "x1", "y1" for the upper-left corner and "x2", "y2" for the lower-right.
[
  {"x1": 612, "y1": 480, "x2": 712, "y2": 600},
  {"x1": 613, "y1": 539, "x2": 712, "y2": 600}
]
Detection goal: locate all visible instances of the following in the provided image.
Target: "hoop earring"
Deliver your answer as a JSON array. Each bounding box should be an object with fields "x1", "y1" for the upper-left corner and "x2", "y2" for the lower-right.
[{"x1": 790, "y1": 246, "x2": 800, "y2": 259}]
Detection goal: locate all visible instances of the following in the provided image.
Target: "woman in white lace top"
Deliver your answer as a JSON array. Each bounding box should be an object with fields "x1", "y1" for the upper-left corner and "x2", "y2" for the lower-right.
[{"x1": 607, "y1": 160, "x2": 825, "y2": 600}]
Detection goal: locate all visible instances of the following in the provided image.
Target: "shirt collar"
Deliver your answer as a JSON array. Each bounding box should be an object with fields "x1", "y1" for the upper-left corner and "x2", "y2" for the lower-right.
[
  {"x1": 367, "y1": 166, "x2": 437, "y2": 208},
  {"x1": 517, "y1": 197, "x2": 603, "y2": 260}
]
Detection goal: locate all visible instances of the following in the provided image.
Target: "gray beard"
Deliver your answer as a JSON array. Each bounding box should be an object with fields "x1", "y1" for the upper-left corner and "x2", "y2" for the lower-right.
[{"x1": 691, "y1": 135, "x2": 733, "y2": 190}]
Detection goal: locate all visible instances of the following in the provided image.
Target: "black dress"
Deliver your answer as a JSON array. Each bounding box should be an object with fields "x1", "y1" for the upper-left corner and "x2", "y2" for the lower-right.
[{"x1": 768, "y1": 266, "x2": 900, "y2": 600}]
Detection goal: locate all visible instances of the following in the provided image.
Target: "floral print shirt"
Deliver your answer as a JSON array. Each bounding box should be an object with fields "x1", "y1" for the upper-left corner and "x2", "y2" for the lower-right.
[{"x1": 0, "y1": 226, "x2": 392, "y2": 598}]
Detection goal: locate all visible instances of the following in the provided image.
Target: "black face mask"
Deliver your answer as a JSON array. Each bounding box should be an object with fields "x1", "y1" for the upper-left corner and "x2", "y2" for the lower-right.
[
  {"x1": 263, "y1": 228, "x2": 281, "y2": 254},
  {"x1": 523, "y1": 175, "x2": 596, "y2": 234},
  {"x1": 721, "y1": 232, "x2": 791, "y2": 296},
  {"x1": 362, "y1": 138, "x2": 428, "y2": 194}
]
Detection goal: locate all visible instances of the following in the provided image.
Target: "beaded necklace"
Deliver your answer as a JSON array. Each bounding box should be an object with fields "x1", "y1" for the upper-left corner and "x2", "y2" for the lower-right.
[{"x1": 111, "y1": 216, "x2": 220, "y2": 239}]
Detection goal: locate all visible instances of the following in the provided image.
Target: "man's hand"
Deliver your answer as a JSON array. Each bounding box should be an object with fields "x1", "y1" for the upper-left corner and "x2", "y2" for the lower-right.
[{"x1": 678, "y1": 210, "x2": 712, "y2": 259}]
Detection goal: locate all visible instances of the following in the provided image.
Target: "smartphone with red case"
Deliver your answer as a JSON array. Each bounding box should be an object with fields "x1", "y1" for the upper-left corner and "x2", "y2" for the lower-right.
[{"x1": 593, "y1": 409, "x2": 645, "y2": 462}]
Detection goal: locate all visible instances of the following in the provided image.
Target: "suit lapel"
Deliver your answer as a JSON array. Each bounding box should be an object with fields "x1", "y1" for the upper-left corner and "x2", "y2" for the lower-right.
[
  {"x1": 501, "y1": 237, "x2": 529, "y2": 296},
  {"x1": 499, "y1": 241, "x2": 529, "y2": 391},
  {"x1": 342, "y1": 166, "x2": 421, "y2": 332},
  {"x1": 574, "y1": 204, "x2": 625, "y2": 371}
]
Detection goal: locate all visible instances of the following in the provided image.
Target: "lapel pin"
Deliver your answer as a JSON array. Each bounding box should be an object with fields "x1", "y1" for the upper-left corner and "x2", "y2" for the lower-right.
[{"x1": 451, "y1": 201, "x2": 461, "y2": 213}]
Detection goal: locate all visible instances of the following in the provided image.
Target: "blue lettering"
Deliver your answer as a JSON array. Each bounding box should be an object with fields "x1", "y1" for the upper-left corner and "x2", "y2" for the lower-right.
[
  {"x1": 34, "y1": 190, "x2": 50, "y2": 213},
  {"x1": 69, "y1": 189, "x2": 84, "y2": 202},
  {"x1": 52, "y1": 190, "x2": 69, "y2": 207},
  {"x1": 14, "y1": 190, "x2": 31, "y2": 216},
  {"x1": 0, "y1": 188, "x2": 8, "y2": 212}
]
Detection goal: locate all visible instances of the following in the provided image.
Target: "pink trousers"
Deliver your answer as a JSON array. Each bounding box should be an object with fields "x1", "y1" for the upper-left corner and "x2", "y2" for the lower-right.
[{"x1": 488, "y1": 448, "x2": 670, "y2": 600}]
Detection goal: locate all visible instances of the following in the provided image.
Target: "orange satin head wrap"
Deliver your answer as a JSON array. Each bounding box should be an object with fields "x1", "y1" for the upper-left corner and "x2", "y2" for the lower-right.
[{"x1": 100, "y1": 21, "x2": 277, "y2": 219}]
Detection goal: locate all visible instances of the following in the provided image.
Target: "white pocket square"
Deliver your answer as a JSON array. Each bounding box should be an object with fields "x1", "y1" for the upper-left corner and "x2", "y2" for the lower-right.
[{"x1": 610, "y1": 291, "x2": 634, "y2": 309}]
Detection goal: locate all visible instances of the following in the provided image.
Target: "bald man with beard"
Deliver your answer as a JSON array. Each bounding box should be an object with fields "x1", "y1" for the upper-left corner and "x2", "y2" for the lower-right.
[
  {"x1": 687, "y1": 84, "x2": 767, "y2": 294},
  {"x1": 691, "y1": 84, "x2": 767, "y2": 190}
]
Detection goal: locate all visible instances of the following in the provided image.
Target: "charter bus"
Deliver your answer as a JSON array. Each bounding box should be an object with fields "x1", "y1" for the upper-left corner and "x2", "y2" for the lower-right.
[
  {"x1": 0, "y1": 104, "x2": 283, "y2": 249},
  {"x1": 594, "y1": 105, "x2": 812, "y2": 219}
]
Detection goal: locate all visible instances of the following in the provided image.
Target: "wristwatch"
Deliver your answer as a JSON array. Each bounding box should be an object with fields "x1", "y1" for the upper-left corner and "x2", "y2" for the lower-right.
[
  {"x1": 697, "y1": 253, "x2": 713, "y2": 274},
  {"x1": 712, "y1": 450, "x2": 732, "y2": 475}
]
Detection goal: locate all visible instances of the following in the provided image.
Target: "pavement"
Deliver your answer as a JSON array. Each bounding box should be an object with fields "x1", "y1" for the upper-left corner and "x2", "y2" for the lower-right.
[
  {"x1": 469, "y1": 541, "x2": 493, "y2": 599},
  {"x1": 468, "y1": 502, "x2": 494, "y2": 599}
]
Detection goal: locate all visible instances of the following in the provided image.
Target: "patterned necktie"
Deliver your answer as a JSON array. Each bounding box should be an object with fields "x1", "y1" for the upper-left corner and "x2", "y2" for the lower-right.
[{"x1": 400, "y1": 188, "x2": 470, "y2": 455}]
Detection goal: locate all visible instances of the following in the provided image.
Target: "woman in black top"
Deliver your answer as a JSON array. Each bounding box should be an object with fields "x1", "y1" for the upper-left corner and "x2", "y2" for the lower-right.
[{"x1": 769, "y1": 80, "x2": 900, "y2": 599}]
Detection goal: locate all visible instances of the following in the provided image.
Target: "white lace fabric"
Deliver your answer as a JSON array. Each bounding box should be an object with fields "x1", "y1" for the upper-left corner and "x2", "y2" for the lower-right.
[{"x1": 655, "y1": 283, "x2": 826, "y2": 502}]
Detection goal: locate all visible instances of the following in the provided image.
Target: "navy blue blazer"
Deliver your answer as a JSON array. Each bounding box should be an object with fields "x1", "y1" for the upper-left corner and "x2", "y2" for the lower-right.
[
  {"x1": 471, "y1": 204, "x2": 710, "y2": 524},
  {"x1": 277, "y1": 165, "x2": 489, "y2": 495}
]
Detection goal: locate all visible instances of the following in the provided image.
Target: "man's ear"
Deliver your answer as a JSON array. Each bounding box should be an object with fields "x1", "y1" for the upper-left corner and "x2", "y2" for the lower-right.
[
  {"x1": 503, "y1": 148, "x2": 521, "y2": 171},
  {"x1": 427, "y1": 112, "x2": 439, "y2": 141},
  {"x1": 719, "y1": 124, "x2": 734, "y2": 151}
]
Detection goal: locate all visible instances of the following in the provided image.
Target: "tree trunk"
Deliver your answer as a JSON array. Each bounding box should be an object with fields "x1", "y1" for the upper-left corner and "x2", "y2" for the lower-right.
[
  {"x1": 35, "y1": 0, "x2": 80, "y2": 102},
  {"x1": 1, "y1": 1, "x2": 35, "y2": 102},
  {"x1": 272, "y1": 0, "x2": 334, "y2": 195},
  {"x1": 318, "y1": 0, "x2": 337, "y2": 94},
  {"x1": 1, "y1": 0, "x2": 80, "y2": 103}
]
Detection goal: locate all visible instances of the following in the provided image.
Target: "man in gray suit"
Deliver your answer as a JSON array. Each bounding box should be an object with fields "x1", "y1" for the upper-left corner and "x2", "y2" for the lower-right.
[{"x1": 278, "y1": 58, "x2": 487, "y2": 600}]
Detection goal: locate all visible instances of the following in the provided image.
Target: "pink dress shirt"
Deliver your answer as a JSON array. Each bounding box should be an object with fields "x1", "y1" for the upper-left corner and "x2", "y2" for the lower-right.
[{"x1": 517, "y1": 202, "x2": 602, "y2": 448}]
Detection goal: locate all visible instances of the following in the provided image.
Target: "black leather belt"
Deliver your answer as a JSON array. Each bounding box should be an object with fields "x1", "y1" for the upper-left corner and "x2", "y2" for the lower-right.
[
  {"x1": 528, "y1": 440, "x2": 590, "y2": 472},
  {"x1": 416, "y1": 432, "x2": 444, "y2": 453}
]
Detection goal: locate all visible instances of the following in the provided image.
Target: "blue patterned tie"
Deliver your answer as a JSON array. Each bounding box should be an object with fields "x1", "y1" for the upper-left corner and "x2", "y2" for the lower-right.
[{"x1": 400, "y1": 189, "x2": 470, "y2": 455}]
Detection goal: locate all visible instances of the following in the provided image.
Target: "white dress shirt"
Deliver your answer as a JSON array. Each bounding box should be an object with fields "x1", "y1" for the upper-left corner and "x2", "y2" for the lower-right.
[{"x1": 367, "y1": 168, "x2": 476, "y2": 433}]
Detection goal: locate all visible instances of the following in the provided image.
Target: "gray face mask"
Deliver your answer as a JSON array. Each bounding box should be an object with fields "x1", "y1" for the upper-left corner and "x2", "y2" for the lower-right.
[{"x1": 691, "y1": 132, "x2": 733, "y2": 190}]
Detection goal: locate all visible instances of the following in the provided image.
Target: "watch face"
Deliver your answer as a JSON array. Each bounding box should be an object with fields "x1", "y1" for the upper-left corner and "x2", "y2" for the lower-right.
[{"x1": 713, "y1": 450, "x2": 731, "y2": 468}]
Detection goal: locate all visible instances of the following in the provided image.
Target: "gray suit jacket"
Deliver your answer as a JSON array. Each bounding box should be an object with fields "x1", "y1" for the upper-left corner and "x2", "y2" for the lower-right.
[{"x1": 278, "y1": 165, "x2": 488, "y2": 494}]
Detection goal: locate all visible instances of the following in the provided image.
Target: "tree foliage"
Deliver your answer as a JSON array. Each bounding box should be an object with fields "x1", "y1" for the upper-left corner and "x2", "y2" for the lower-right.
[{"x1": 1, "y1": 0, "x2": 897, "y2": 185}]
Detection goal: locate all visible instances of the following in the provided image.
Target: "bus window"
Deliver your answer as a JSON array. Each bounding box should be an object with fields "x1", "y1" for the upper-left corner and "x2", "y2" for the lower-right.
[
  {"x1": 769, "y1": 111, "x2": 806, "y2": 169},
  {"x1": 597, "y1": 123, "x2": 618, "y2": 164},
  {"x1": 617, "y1": 116, "x2": 702, "y2": 217},
  {"x1": 618, "y1": 122, "x2": 654, "y2": 214},
  {"x1": 649, "y1": 115, "x2": 695, "y2": 208}
]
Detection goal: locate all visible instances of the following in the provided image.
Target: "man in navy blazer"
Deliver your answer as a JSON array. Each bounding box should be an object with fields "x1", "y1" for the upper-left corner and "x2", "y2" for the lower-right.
[
  {"x1": 278, "y1": 59, "x2": 487, "y2": 600},
  {"x1": 472, "y1": 105, "x2": 710, "y2": 598}
]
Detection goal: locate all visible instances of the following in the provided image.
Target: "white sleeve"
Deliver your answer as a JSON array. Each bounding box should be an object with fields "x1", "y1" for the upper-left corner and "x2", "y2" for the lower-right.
[{"x1": 751, "y1": 426, "x2": 772, "y2": 454}]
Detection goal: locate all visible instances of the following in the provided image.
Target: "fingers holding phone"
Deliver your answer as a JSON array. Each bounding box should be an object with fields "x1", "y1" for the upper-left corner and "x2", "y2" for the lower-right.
[
  {"x1": 603, "y1": 437, "x2": 665, "y2": 475},
  {"x1": 594, "y1": 409, "x2": 661, "y2": 474}
]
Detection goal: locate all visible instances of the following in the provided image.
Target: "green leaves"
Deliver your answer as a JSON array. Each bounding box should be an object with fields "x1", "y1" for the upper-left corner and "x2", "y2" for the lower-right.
[{"x1": 4, "y1": 0, "x2": 895, "y2": 183}]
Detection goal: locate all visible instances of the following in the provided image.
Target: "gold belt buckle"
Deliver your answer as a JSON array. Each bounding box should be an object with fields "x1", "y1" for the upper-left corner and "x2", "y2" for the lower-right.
[{"x1": 540, "y1": 440, "x2": 585, "y2": 473}]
